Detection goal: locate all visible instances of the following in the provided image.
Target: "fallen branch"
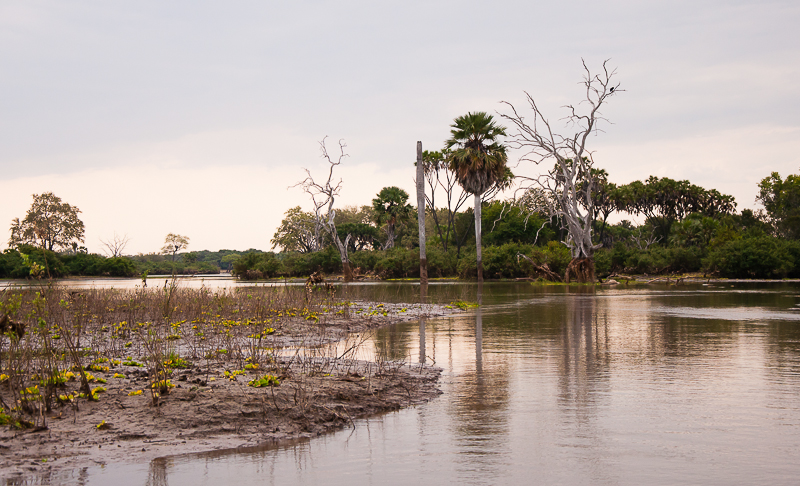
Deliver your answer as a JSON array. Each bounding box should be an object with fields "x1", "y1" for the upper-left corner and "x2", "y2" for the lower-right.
[{"x1": 516, "y1": 253, "x2": 562, "y2": 282}]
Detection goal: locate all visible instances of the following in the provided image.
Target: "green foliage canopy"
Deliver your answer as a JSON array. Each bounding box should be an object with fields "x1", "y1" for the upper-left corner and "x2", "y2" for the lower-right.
[
  {"x1": 271, "y1": 207, "x2": 321, "y2": 253},
  {"x1": 372, "y1": 186, "x2": 413, "y2": 249},
  {"x1": 757, "y1": 171, "x2": 800, "y2": 239},
  {"x1": 445, "y1": 112, "x2": 510, "y2": 196},
  {"x1": 9, "y1": 192, "x2": 85, "y2": 252}
]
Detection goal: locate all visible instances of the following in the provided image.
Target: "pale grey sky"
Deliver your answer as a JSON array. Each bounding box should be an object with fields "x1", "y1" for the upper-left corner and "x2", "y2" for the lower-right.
[{"x1": 2, "y1": 1, "x2": 799, "y2": 254}]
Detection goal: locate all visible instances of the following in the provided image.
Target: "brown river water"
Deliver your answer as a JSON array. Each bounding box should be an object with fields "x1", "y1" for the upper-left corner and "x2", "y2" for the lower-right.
[{"x1": 8, "y1": 280, "x2": 800, "y2": 485}]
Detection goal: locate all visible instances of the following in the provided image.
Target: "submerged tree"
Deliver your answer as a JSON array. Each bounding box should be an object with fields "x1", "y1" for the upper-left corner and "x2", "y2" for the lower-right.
[
  {"x1": 294, "y1": 137, "x2": 355, "y2": 282},
  {"x1": 445, "y1": 111, "x2": 511, "y2": 282},
  {"x1": 501, "y1": 60, "x2": 621, "y2": 283},
  {"x1": 9, "y1": 192, "x2": 85, "y2": 252}
]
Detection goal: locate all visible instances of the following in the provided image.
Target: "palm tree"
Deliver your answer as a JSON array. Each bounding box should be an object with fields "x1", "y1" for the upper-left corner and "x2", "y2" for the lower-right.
[
  {"x1": 372, "y1": 186, "x2": 413, "y2": 249},
  {"x1": 445, "y1": 111, "x2": 509, "y2": 282}
]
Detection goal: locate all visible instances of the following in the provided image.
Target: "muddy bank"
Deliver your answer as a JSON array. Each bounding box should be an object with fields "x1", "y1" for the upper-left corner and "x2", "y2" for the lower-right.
[{"x1": 0, "y1": 301, "x2": 458, "y2": 481}]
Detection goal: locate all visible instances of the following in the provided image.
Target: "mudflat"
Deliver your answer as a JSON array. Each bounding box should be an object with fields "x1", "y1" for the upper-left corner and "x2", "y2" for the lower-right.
[{"x1": 0, "y1": 285, "x2": 457, "y2": 480}]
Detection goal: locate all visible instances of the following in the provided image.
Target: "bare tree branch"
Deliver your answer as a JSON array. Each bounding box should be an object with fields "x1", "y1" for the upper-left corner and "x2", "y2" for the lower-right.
[
  {"x1": 293, "y1": 137, "x2": 354, "y2": 282},
  {"x1": 500, "y1": 59, "x2": 621, "y2": 282},
  {"x1": 100, "y1": 232, "x2": 130, "y2": 258}
]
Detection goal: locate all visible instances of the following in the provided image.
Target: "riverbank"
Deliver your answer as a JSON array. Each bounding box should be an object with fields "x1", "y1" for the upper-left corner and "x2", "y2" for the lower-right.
[{"x1": 0, "y1": 287, "x2": 458, "y2": 480}]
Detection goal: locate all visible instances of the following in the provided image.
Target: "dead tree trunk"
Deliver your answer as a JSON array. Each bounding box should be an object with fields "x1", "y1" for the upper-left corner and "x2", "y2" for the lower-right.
[
  {"x1": 294, "y1": 137, "x2": 355, "y2": 282},
  {"x1": 564, "y1": 257, "x2": 596, "y2": 284},
  {"x1": 416, "y1": 141, "x2": 428, "y2": 290}
]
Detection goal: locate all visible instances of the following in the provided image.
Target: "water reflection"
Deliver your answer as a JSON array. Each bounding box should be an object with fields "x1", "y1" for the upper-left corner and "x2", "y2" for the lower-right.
[
  {"x1": 558, "y1": 295, "x2": 606, "y2": 410},
  {"x1": 419, "y1": 317, "x2": 426, "y2": 365},
  {"x1": 146, "y1": 458, "x2": 168, "y2": 486},
  {"x1": 13, "y1": 283, "x2": 800, "y2": 485}
]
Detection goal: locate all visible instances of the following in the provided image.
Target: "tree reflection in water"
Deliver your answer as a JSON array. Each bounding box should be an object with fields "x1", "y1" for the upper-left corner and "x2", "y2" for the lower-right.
[
  {"x1": 146, "y1": 457, "x2": 169, "y2": 486},
  {"x1": 447, "y1": 283, "x2": 511, "y2": 479}
]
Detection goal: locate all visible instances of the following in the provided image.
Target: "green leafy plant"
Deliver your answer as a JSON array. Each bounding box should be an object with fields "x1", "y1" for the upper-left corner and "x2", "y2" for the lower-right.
[{"x1": 248, "y1": 374, "x2": 280, "y2": 388}]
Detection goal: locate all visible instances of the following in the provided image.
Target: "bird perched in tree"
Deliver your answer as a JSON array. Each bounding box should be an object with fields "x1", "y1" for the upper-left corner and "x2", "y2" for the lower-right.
[{"x1": 610, "y1": 86, "x2": 615, "y2": 93}]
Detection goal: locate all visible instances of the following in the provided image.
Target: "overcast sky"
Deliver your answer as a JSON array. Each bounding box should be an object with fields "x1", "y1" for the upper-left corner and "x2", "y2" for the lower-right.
[{"x1": 2, "y1": 0, "x2": 799, "y2": 255}]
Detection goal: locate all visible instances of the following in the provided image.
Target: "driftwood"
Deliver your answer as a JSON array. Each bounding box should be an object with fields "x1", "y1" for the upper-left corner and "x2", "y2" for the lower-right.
[
  {"x1": 0, "y1": 314, "x2": 25, "y2": 339},
  {"x1": 516, "y1": 253, "x2": 562, "y2": 282},
  {"x1": 305, "y1": 271, "x2": 335, "y2": 296}
]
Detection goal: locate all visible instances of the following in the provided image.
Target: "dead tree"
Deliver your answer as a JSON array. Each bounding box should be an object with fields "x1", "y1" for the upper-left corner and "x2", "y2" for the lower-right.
[
  {"x1": 416, "y1": 142, "x2": 428, "y2": 291},
  {"x1": 100, "y1": 232, "x2": 130, "y2": 257},
  {"x1": 294, "y1": 137, "x2": 354, "y2": 282},
  {"x1": 501, "y1": 60, "x2": 621, "y2": 283}
]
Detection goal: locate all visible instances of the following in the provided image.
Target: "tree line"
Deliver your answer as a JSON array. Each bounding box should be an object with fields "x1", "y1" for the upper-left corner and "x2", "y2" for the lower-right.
[{"x1": 5, "y1": 170, "x2": 800, "y2": 281}]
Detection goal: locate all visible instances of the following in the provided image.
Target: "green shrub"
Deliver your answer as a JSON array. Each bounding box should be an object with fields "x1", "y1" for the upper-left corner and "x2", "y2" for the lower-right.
[
  {"x1": 11, "y1": 245, "x2": 66, "y2": 278},
  {"x1": 426, "y1": 247, "x2": 460, "y2": 277},
  {"x1": 233, "y1": 252, "x2": 281, "y2": 279},
  {"x1": 0, "y1": 249, "x2": 28, "y2": 278},
  {"x1": 278, "y1": 246, "x2": 341, "y2": 277},
  {"x1": 61, "y1": 253, "x2": 107, "y2": 276},
  {"x1": 481, "y1": 202, "x2": 555, "y2": 246},
  {"x1": 349, "y1": 250, "x2": 381, "y2": 273},
  {"x1": 101, "y1": 257, "x2": 138, "y2": 277},
  {"x1": 705, "y1": 236, "x2": 799, "y2": 278},
  {"x1": 373, "y1": 248, "x2": 419, "y2": 278},
  {"x1": 458, "y1": 241, "x2": 572, "y2": 280},
  {"x1": 594, "y1": 248, "x2": 612, "y2": 276}
]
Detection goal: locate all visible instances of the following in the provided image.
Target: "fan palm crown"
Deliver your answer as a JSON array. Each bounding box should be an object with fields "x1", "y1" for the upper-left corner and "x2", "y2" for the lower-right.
[{"x1": 445, "y1": 111, "x2": 509, "y2": 195}]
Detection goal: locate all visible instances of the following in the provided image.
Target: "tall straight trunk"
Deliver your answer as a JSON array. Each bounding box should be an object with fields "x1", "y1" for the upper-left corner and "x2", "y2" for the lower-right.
[
  {"x1": 416, "y1": 141, "x2": 428, "y2": 292},
  {"x1": 474, "y1": 193, "x2": 483, "y2": 283}
]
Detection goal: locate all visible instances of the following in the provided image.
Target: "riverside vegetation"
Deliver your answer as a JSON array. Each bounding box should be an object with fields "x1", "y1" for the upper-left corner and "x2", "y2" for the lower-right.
[{"x1": 4, "y1": 187, "x2": 800, "y2": 282}]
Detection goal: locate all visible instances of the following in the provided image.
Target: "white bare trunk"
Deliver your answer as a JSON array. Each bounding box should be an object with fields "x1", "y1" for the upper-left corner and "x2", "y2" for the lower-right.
[
  {"x1": 475, "y1": 193, "x2": 483, "y2": 282},
  {"x1": 416, "y1": 141, "x2": 428, "y2": 286}
]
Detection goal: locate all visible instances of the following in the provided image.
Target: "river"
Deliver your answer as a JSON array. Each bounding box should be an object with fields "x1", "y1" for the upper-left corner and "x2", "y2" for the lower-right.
[{"x1": 11, "y1": 281, "x2": 800, "y2": 485}]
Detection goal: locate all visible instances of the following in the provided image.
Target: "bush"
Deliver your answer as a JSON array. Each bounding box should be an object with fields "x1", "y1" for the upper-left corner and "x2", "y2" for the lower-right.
[
  {"x1": 705, "y1": 236, "x2": 799, "y2": 278},
  {"x1": 277, "y1": 247, "x2": 341, "y2": 277},
  {"x1": 481, "y1": 202, "x2": 555, "y2": 246},
  {"x1": 349, "y1": 251, "x2": 382, "y2": 274},
  {"x1": 373, "y1": 248, "x2": 420, "y2": 278},
  {"x1": 61, "y1": 253, "x2": 108, "y2": 276},
  {"x1": 594, "y1": 248, "x2": 612, "y2": 276},
  {"x1": 101, "y1": 257, "x2": 138, "y2": 277},
  {"x1": 233, "y1": 252, "x2": 281, "y2": 279},
  {"x1": 0, "y1": 249, "x2": 28, "y2": 278},
  {"x1": 12, "y1": 245, "x2": 65, "y2": 278},
  {"x1": 62, "y1": 254, "x2": 138, "y2": 277},
  {"x1": 426, "y1": 247, "x2": 460, "y2": 277},
  {"x1": 137, "y1": 260, "x2": 220, "y2": 276},
  {"x1": 456, "y1": 241, "x2": 573, "y2": 280},
  {"x1": 483, "y1": 243, "x2": 534, "y2": 279},
  {"x1": 607, "y1": 245, "x2": 704, "y2": 275}
]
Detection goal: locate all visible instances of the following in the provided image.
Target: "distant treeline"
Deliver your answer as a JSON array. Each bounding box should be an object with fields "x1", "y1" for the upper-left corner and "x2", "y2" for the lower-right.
[{"x1": 0, "y1": 246, "x2": 253, "y2": 279}]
